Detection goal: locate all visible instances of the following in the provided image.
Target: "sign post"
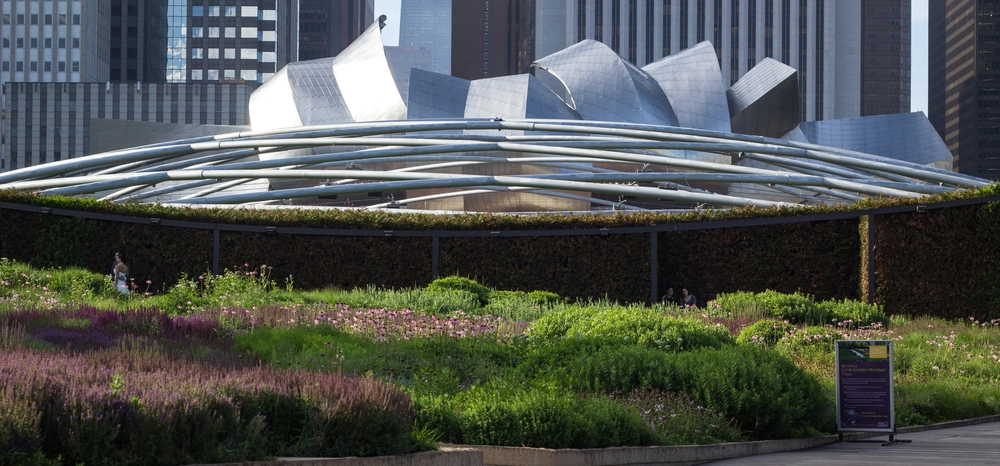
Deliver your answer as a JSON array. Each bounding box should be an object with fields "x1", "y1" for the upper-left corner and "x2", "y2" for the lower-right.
[{"x1": 835, "y1": 340, "x2": 911, "y2": 446}]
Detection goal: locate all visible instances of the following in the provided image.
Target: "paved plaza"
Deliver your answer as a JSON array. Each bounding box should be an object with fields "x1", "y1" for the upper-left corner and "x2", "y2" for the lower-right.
[{"x1": 707, "y1": 421, "x2": 1000, "y2": 465}]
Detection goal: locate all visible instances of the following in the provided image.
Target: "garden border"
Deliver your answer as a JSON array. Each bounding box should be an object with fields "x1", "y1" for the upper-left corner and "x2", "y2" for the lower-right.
[
  {"x1": 438, "y1": 414, "x2": 1000, "y2": 466},
  {"x1": 194, "y1": 448, "x2": 483, "y2": 466},
  {"x1": 3, "y1": 193, "x2": 1000, "y2": 304}
]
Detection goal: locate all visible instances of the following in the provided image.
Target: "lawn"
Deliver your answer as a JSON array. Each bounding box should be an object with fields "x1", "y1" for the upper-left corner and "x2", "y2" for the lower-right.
[{"x1": 1, "y1": 258, "x2": 999, "y2": 464}]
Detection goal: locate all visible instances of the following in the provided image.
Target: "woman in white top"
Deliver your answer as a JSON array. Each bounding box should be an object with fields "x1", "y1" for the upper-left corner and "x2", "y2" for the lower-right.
[{"x1": 113, "y1": 252, "x2": 130, "y2": 294}]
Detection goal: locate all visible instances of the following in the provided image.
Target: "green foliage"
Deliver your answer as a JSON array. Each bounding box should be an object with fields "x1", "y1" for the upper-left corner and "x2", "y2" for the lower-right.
[
  {"x1": 818, "y1": 299, "x2": 888, "y2": 327},
  {"x1": 736, "y1": 319, "x2": 794, "y2": 347},
  {"x1": 614, "y1": 389, "x2": 745, "y2": 445},
  {"x1": 443, "y1": 381, "x2": 658, "y2": 448},
  {"x1": 426, "y1": 276, "x2": 490, "y2": 306},
  {"x1": 669, "y1": 346, "x2": 832, "y2": 439},
  {"x1": 528, "y1": 305, "x2": 733, "y2": 352},
  {"x1": 716, "y1": 290, "x2": 886, "y2": 327}
]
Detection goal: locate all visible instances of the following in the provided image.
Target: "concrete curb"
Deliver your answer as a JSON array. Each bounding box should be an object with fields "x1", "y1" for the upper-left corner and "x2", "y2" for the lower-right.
[
  {"x1": 190, "y1": 449, "x2": 483, "y2": 466},
  {"x1": 189, "y1": 415, "x2": 1000, "y2": 466},
  {"x1": 439, "y1": 414, "x2": 1000, "y2": 466}
]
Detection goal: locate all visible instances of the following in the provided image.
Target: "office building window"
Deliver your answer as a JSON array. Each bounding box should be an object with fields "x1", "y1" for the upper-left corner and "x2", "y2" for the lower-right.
[
  {"x1": 30, "y1": 38, "x2": 38, "y2": 48},
  {"x1": 192, "y1": 6, "x2": 203, "y2": 16},
  {"x1": 58, "y1": 38, "x2": 65, "y2": 47},
  {"x1": 59, "y1": 14, "x2": 66, "y2": 25},
  {"x1": 31, "y1": 14, "x2": 38, "y2": 25},
  {"x1": 58, "y1": 61, "x2": 65, "y2": 71},
  {"x1": 209, "y1": 27, "x2": 219, "y2": 37},
  {"x1": 1, "y1": 62, "x2": 7, "y2": 72},
  {"x1": 73, "y1": 38, "x2": 80, "y2": 48},
  {"x1": 192, "y1": 69, "x2": 203, "y2": 80},
  {"x1": 16, "y1": 14, "x2": 24, "y2": 25},
  {"x1": 16, "y1": 62, "x2": 23, "y2": 71},
  {"x1": 30, "y1": 61, "x2": 38, "y2": 71},
  {"x1": 44, "y1": 62, "x2": 51, "y2": 71},
  {"x1": 209, "y1": 6, "x2": 220, "y2": 16},
  {"x1": 241, "y1": 70, "x2": 256, "y2": 80},
  {"x1": 225, "y1": 48, "x2": 235, "y2": 59},
  {"x1": 208, "y1": 48, "x2": 219, "y2": 59},
  {"x1": 16, "y1": 38, "x2": 23, "y2": 48},
  {"x1": 72, "y1": 61, "x2": 79, "y2": 72},
  {"x1": 242, "y1": 6, "x2": 258, "y2": 17},
  {"x1": 73, "y1": 14, "x2": 80, "y2": 25},
  {"x1": 208, "y1": 69, "x2": 219, "y2": 80},
  {"x1": 225, "y1": 27, "x2": 235, "y2": 38},
  {"x1": 224, "y1": 69, "x2": 235, "y2": 79},
  {"x1": 241, "y1": 27, "x2": 256, "y2": 38},
  {"x1": 191, "y1": 48, "x2": 203, "y2": 58},
  {"x1": 192, "y1": 27, "x2": 202, "y2": 37},
  {"x1": 240, "y1": 48, "x2": 255, "y2": 59},
  {"x1": 225, "y1": 6, "x2": 236, "y2": 16},
  {"x1": 45, "y1": 38, "x2": 52, "y2": 48},
  {"x1": 45, "y1": 14, "x2": 52, "y2": 25}
]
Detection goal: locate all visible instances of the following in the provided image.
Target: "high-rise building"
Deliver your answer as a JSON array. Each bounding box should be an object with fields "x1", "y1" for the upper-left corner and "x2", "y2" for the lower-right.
[
  {"x1": 399, "y1": 0, "x2": 452, "y2": 74},
  {"x1": 174, "y1": 0, "x2": 298, "y2": 84},
  {"x1": 398, "y1": 0, "x2": 534, "y2": 80},
  {"x1": 451, "y1": 0, "x2": 534, "y2": 80},
  {"x1": 861, "y1": 0, "x2": 910, "y2": 116},
  {"x1": 536, "y1": 1, "x2": 882, "y2": 123},
  {"x1": 929, "y1": 0, "x2": 998, "y2": 179},
  {"x1": 299, "y1": 0, "x2": 374, "y2": 61},
  {"x1": 1, "y1": 0, "x2": 112, "y2": 84}
]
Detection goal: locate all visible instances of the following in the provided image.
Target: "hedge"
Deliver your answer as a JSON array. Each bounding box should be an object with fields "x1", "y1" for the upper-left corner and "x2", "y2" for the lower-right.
[{"x1": 1, "y1": 187, "x2": 999, "y2": 317}]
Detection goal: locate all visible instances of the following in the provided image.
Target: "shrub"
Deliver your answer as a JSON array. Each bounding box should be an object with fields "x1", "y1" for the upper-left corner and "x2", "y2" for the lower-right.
[
  {"x1": 669, "y1": 345, "x2": 832, "y2": 439},
  {"x1": 426, "y1": 276, "x2": 490, "y2": 306},
  {"x1": 450, "y1": 381, "x2": 657, "y2": 448},
  {"x1": 528, "y1": 306, "x2": 733, "y2": 352},
  {"x1": 517, "y1": 339, "x2": 675, "y2": 393},
  {"x1": 818, "y1": 299, "x2": 888, "y2": 327},
  {"x1": 736, "y1": 319, "x2": 794, "y2": 347},
  {"x1": 715, "y1": 291, "x2": 829, "y2": 325}
]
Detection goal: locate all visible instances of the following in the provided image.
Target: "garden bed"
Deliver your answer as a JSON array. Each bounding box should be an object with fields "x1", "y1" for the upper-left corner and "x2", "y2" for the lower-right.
[{"x1": 2, "y1": 260, "x2": 999, "y2": 464}]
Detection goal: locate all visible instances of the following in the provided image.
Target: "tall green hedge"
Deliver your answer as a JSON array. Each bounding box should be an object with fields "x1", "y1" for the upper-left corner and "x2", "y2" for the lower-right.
[{"x1": 1, "y1": 187, "x2": 999, "y2": 317}]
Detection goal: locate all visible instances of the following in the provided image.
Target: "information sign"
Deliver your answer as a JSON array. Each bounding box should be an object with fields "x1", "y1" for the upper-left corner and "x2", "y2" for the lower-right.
[{"x1": 835, "y1": 340, "x2": 895, "y2": 433}]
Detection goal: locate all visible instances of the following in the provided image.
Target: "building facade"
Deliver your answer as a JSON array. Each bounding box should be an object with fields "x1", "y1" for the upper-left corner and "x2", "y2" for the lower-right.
[
  {"x1": 299, "y1": 0, "x2": 374, "y2": 61},
  {"x1": 536, "y1": 0, "x2": 875, "y2": 122},
  {"x1": 451, "y1": 0, "x2": 534, "y2": 80},
  {"x1": 928, "y1": 0, "x2": 998, "y2": 179},
  {"x1": 2, "y1": 81, "x2": 253, "y2": 170},
  {"x1": 860, "y1": 0, "x2": 910, "y2": 116},
  {"x1": 399, "y1": 0, "x2": 452, "y2": 74},
  {"x1": 1, "y1": 0, "x2": 112, "y2": 84}
]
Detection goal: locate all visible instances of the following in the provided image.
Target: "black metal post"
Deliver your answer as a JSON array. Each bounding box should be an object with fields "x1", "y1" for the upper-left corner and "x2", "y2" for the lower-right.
[
  {"x1": 212, "y1": 227, "x2": 220, "y2": 276},
  {"x1": 432, "y1": 234, "x2": 439, "y2": 280},
  {"x1": 650, "y1": 229, "x2": 658, "y2": 305}
]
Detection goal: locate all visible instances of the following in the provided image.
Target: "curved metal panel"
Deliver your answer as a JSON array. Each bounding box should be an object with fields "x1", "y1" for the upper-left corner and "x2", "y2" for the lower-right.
[
  {"x1": 248, "y1": 67, "x2": 304, "y2": 131},
  {"x1": 727, "y1": 58, "x2": 799, "y2": 138},
  {"x1": 406, "y1": 68, "x2": 470, "y2": 120},
  {"x1": 331, "y1": 23, "x2": 407, "y2": 122},
  {"x1": 532, "y1": 40, "x2": 679, "y2": 126},
  {"x1": 791, "y1": 112, "x2": 953, "y2": 168},
  {"x1": 642, "y1": 41, "x2": 731, "y2": 133}
]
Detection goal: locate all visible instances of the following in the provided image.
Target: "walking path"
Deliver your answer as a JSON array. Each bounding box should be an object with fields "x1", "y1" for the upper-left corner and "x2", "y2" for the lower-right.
[{"x1": 707, "y1": 421, "x2": 1000, "y2": 465}]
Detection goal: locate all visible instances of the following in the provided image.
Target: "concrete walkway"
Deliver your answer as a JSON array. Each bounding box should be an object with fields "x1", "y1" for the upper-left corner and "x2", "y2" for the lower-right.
[{"x1": 706, "y1": 421, "x2": 1000, "y2": 465}]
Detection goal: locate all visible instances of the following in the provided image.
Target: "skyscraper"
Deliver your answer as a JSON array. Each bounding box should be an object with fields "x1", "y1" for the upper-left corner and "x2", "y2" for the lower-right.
[
  {"x1": 929, "y1": 0, "x2": 997, "y2": 179},
  {"x1": 399, "y1": 0, "x2": 452, "y2": 74},
  {"x1": 860, "y1": 0, "x2": 910, "y2": 116},
  {"x1": 1, "y1": 0, "x2": 112, "y2": 84},
  {"x1": 451, "y1": 0, "x2": 534, "y2": 80},
  {"x1": 299, "y1": 0, "x2": 374, "y2": 61}
]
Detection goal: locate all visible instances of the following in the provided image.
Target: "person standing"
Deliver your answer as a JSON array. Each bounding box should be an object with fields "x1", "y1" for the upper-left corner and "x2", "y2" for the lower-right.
[{"x1": 113, "y1": 252, "x2": 130, "y2": 294}]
